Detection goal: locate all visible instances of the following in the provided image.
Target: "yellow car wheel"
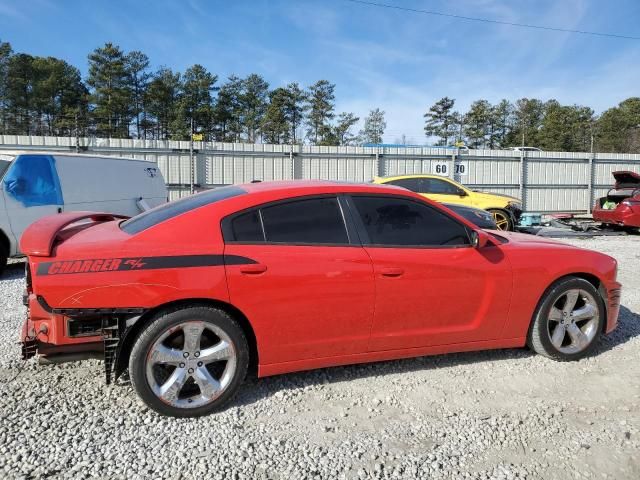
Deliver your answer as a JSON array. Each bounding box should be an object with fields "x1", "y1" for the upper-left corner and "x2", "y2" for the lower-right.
[{"x1": 488, "y1": 209, "x2": 513, "y2": 231}]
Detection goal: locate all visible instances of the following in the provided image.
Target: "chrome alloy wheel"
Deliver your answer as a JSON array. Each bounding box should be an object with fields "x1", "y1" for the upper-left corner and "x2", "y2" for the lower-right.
[
  {"x1": 145, "y1": 321, "x2": 237, "y2": 408},
  {"x1": 547, "y1": 289, "x2": 599, "y2": 355}
]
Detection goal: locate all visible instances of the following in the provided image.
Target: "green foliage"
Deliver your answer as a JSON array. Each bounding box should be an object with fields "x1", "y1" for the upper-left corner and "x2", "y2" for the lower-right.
[
  {"x1": 145, "y1": 67, "x2": 181, "y2": 140},
  {"x1": 125, "y1": 51, "x2": 151, "y2": 138},
  {"x1": 359, "y1": 108, "x2": 385, "y2": 144},
  {"x1": 596, "y1": 98, "x2": 640, "y2": 153},
  {"x1": 261, "y1": 87, "x2": 290, "y2": 144},
  {"x1": 284, "y1": 82, "x2": 306, "y2": 143},
  {"x1": 334, "y1": 112, "x2": 360, "y2": 145},
  {"x1": 424, "y1": 97, "x2": 456, "y2": 146},
  {"x1": 306, "y1": 80, "x2": 335, "y2": 144},
  {"x1": 213, "y1": 75, "x2": 243, "y2": 142},
  {"x1": 0, "y1": 41, "x2": 639, "y2": 152},
  {"x1": 241, "y1": 74, "x2": 269, "y2": 143},
  {"x1": 464, "y1": 100, "x2": 492, "y2": 148}
]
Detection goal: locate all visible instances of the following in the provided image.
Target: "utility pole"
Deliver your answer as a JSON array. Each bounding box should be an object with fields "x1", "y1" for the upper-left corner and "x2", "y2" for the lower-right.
[
  {"x1": 189, "y1": 117, "x2": 194, "y2": 195},
  {"x1": 75, "y1": 112, "x2": 80, "y2": 153}
]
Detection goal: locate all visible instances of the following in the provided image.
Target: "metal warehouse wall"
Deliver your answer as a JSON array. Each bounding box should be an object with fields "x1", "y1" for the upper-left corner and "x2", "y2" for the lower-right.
[{"x1": 2, "y1": 135, "x2": 640, "y2": 213}]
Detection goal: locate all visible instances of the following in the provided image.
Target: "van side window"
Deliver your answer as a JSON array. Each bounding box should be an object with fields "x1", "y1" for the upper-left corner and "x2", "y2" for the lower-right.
[{"x1": 2, "y1": 155, "x2": 63, "y2": 207}]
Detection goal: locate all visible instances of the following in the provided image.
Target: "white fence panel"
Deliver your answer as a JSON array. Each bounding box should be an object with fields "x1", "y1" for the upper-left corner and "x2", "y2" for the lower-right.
[{"x1": 2, "y1": 136, "x2": 640, "y2": 213}]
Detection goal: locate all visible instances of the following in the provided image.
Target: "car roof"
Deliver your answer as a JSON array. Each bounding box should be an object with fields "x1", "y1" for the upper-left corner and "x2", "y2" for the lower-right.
[
  {"x1": 240, "y1": 179, "x2": 405, "y2": 194},
  {"x1": 376, "y1": 174, "x2": 456, "y2": 181}
]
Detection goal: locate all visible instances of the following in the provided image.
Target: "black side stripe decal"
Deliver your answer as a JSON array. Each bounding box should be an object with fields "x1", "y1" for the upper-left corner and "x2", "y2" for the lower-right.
[{"x1": 36, "y1": 254, "x2": 257, "y2": 276}]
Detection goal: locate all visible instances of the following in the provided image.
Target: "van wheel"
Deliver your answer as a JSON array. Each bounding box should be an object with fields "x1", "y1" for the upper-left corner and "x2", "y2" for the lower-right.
[
  {"x1": 128, "y1": 306, "x2": 249, "y2": 417},
  {"x1": 0, "y1": 245, "x2": 7, "y2": 276},
  {"x1": 528, "y1": 277, "x2": 604, "y2": 361},
  {"x1": 488, "y1": 209, "x2": 513, "y2": 231}
]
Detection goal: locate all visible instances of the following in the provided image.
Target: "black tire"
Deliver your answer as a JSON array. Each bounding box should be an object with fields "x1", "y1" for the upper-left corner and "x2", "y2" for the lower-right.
[
  {"x1": 487, "y1": 209, "x2": 513, "y2": 231},
  {"x1": 128, "y1": 305, "x2": 249, "y2": 417},
  {"x1": 527, "y1": 277, "x2": 605, "y2": 361},
  {"x1": 0, "y1": 244, "x2": 7, "y2": 276}
]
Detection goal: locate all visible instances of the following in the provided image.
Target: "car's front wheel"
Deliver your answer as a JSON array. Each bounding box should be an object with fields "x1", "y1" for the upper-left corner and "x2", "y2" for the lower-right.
[
  {"x1": 487, "y1": 209, "x2": 513, "y2": 231},
  {"x1": 129, "y1": 306, "x2": 249, "y2": 417},
  {"x1": 528, "y1": 277, "x2": 604, "y2": 361}
]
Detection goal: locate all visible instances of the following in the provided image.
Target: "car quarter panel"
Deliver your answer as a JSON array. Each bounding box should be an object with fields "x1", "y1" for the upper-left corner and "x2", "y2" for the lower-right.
[{"x1": 29, "y1": 208, "x2": 232, "y2": 309}]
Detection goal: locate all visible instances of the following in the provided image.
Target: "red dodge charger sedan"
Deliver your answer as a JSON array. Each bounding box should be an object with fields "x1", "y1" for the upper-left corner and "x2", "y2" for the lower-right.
[{"x1": 21, "y1": 181, "x2": 621, "y2": 417}]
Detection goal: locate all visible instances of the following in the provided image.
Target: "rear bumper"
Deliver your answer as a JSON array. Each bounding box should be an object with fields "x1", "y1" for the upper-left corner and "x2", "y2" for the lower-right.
[
  {"x1": 593, "y1": 204, "x2": 640, "y2": 227},
  {"x1": 20, "y1": 292, "x2": 103, "y2": 360}
]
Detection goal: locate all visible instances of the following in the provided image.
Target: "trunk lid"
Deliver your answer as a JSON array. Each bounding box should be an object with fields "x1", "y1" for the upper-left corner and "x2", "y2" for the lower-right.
[
  {"x1": 20, "y1": 212, "x2": 129, "y2": 257},
  {"x1": 612, "y1": 171, "x2": 640, "y2": 189}
]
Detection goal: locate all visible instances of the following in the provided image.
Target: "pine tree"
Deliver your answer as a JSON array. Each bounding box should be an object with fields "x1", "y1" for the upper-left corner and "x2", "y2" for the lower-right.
[
  {"x1": 213, "y1": 75, "x2": 243, "y2": 142},
  {"x1": 125, "y1": 51, "x2": 151, "y2": 138},
  {"x1": 86, "y1": 43, "x2": 132, "y2": 138},
  {"x1": 464, "y1": 100, "x2": 491, "y2": 148},
  {"x1": 0, "y1": 40, "x2": 12, "y2": 134},
  {"x1": 424, "y1": 97, "x2": 456, "y2": 146},
  {"x1": 334, "y1": 112, "x2": 359, "y2": 145},
  {"x1": 509, "y1": 98, "x2": 544, "y2": 147},
  {"x1": 284, "y1": 82, "x2": 306, "y2": 143},
  {"x1": 145, "y1": 67, "x2": 181, "y2": 139},
  {"x1": 5, "y1": 53, "x2": 37, "y2": 134},
  {"x1": 241, "y1": 74, "x2": 269, "y2": 143},
  {"x1": 180, "y1": 64, "x2": 217, "y2": 140},
  {"x1": 33, "y1": 56, "x2": 87, "y2": 136},
  {"x1": 492, "y1": 99, "x2": 513, "y2": 148},
  {"x1": 359, "y1": 108, "x2": 386, "y2": 144},
  {"x1": 261, "y1": 87, "x2": 290, "y2": 144},
  {"x1": 306, "y1": 80, "x2": 335, "y2": 144}
]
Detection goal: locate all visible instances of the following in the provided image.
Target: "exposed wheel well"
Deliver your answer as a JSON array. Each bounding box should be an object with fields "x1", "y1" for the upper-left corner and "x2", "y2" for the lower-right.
[
  {"x1": 0, "y1": 229, "x2": 10, "y2": 256},
  {"x1": 114, "y1": 298, "x2": 259, "y2": 380}
]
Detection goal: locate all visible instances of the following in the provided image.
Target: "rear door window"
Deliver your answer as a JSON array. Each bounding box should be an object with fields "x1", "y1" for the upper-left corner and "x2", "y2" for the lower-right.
[
  {"x1": 351, "y1": 195, "x2": 470, "y2": 247},
  {"x1": 423, "y1": 178, "x2": 460, "y2": 194},
  {"x1": 385, "y1": 178, "x2": 422, "y2": 192},
  {"x1": 261, "y1": 197, "x2": 349, "y2": 244}
]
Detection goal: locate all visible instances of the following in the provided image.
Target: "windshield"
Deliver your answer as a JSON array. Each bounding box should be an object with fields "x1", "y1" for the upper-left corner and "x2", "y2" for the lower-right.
[{"x1": 0, "y1": 154, "x2": 15, "y2": 180}]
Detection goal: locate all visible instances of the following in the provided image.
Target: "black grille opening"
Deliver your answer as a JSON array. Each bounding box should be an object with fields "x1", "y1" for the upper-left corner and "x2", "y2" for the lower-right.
[{"x1": 67, "y1": 318, "x2": 103, "y2": 337}]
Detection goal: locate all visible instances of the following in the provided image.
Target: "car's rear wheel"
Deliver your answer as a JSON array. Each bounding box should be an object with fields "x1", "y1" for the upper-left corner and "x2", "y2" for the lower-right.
[
  {"x1": 487, "y1": 209, "x2": 513, "y2": 231},
  {"x1": 528, "y1": 277, "x2": 604, "y2": 361},
  {"x1": 129, "y1": 306, "x2": 249, "y2": 417}
]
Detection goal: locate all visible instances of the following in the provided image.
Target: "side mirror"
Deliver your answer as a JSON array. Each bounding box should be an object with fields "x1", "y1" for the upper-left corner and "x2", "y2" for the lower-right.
[
  {"x1": 458, "y1": 189, "x2": 467, "y2": 197},
  {"x1": 470, "y1": 229, "x2": 491, "y2": 249}
]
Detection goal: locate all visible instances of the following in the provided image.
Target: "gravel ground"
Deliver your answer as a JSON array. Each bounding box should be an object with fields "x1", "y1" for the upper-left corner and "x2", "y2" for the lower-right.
[{"x1": 1, "y1": 237, "x2": 639, "y2": 480}]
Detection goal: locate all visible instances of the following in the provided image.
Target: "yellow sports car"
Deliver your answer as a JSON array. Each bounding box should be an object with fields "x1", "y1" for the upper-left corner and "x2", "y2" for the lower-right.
[{"x1": 373, "y1": 174, "x2": 522, "y2": 230}]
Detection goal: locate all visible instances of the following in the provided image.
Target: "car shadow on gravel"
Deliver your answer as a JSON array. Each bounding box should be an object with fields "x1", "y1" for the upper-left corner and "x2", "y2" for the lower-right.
[
  {"x1": 1, "y1": 261, "x2": 26, "y2": 280},
  {"x1": 592, "y1": 305, "x2": 640, "y2": 355},
  {"x1": 234, "y1": 304, "x2": 640, "y2": 408}
]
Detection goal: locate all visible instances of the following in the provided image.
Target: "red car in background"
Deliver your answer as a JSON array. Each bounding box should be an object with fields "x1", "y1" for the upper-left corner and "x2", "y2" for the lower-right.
[
  {"x1": 21, "y1": 181, "x2": 621, "y2": 417},
  {"x1": 593, "y1": 170, "x2": 640, "y2": 229}
]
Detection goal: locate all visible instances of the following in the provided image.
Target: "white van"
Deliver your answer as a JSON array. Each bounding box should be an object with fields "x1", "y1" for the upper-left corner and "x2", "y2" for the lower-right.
[{"x1": 0, "y1": 151, "x2": 167, "y2": 272}]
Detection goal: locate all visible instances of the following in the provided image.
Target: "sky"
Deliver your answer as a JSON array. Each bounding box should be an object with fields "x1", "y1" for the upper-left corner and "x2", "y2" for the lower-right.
[{"x1": 1, "y1": 0, "x2": 639, "y2": 143}]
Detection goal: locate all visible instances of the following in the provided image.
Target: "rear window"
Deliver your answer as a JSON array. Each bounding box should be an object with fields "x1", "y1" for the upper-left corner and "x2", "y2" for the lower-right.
[{"x1": 121, "y1": 186, "x2": 245, "y2": 234}]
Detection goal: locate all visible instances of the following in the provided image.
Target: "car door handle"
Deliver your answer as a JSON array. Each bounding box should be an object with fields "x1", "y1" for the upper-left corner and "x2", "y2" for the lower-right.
[
  {"x1": 239, "y1": 264, "x2": 267, "y2": 275},
  {"x1": 380, "y1": 267, "x2": 404, "y2": 277}
]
